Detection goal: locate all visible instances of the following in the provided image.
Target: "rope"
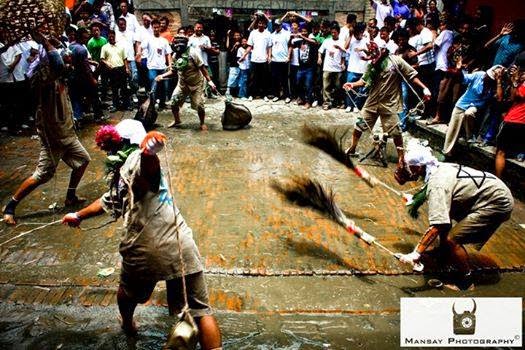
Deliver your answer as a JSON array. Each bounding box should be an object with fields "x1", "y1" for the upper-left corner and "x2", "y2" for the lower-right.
[
  {"x1": 0, "y1": 219, "x2": 61, "y2": 247},
  {"x1": 162, "y1": 144, "x2": 190, "y2": 311}
]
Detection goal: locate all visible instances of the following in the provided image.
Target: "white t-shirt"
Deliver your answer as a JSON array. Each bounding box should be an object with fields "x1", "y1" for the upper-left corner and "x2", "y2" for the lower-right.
[
  {"x1": 290, "y1": 35, "x2": 302, "y2": 66},
  {"x1": 116, "y1": 29, "x2": 136, "y2": 61},
  {"x1": 347, "y1": 37, "x2": 369, "y2": 74},
  {"x1": 135, "y1": 25, "x2": 153, "y2": 59},
  {"x1": 434, "y1": 29, "x2": 453, "y2": 71},
  {"x1": 409, "y1": 27, "x2": 435, "y2": 66},
  {"x1": 375, "y1": 37, "x2": 399, "y2": 55},
  {"x1": 339, "y1": 26, "x2": 351, "y2": 46},
  {"x1": 141, "y1": 36, "x2": 172, "y2": 70},
  {"x1": 119, "y1": 13, "x2": 140, "y2": 34},
  {"x1": 319, "y1": 37, "x2": 345, "y2": 72},
  {"x1": 0, "y1": 43, "x2": 24, "y2": 82},
  {"x1": 237, "y1": 47, "x2": 251, "y2": 70},
  {"x1": 372, "y1": 0, "x2": 393, "y2": 29},
  {"x1": 188, "y1": 34, "x2": 212, "y2": 66},
  {"x1": 247, "y1": 29, "x2": 271, "y2": 63},
  {"x1": 270, "y1": 29, "x2": 290, "y2": 62}
]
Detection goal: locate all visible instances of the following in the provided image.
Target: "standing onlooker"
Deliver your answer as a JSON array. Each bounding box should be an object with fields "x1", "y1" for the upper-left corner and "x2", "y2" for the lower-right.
[
  {"x1": 119, "y1": 1, "x2": 139, "y2": 34},
  {"x1": 312, "y1": 20, "x2": 332, "y2": 107},
  {"x1": 237, "y1": 37, "x2": 251, "y2": 99},
  {"x1": 134, "y1": 13, "x2": 153, "y2": 90},
  {"x1": 289, "y1": 22, "x2": 303, "y2": 103},
  {"x1": 242, "y1": 17, "x2": 271, "y2": 100},
  {"x1": 392, "y1": 0, "x2": 410, "y2": 20},
  {"x1": 96, "y1": 0, "x2": 115, "y2": 31},
  {"x1": 0, "y1": 39, "x2": 23, "y2": 133},
  {"x1": 138, "y1": 19, "x2": 172, "y2": 110},
  {"x1": 318, "y1": 23, "x2": 345, "y2": 110},
  {"x1": 207, "y1": 30, "x2": 220, "y2": 97},
  {"x1": 394, "y1": 28, "x2": 418, "y2": 131},
  {"x1": 100, "y1": 30, "x2": 129, "y2": 112},
  {"x1": 407, "y1": 17, "x2": 436, "y2": 117},
  {"x1": 340, "y1": 14, "x2": 357, "y2": 45},
  {"x1": 485, "y1": 22, "x2": 524, "y2": 68},
  {"x1": 87, "y1": 23, "x2": 108, "y2": 63},
  {"x1": 345, "y1": 23, "x2": 369, "y2": 112},
  {"x1": 376, "y1": 27, "x2": 398, "y2": 54},
  {"x1": 428, "y1": 19, "x2": 453, "y2": 125},
  {"x1": 370, "y1": 0, "x2": 393, "y2": 30},
  {"x1": 269, "y1": 19, "x2": 290, "y2": 102},
  {"x1": 115, "y1": 17, "x2": 138, "y2": 97},
  {"x1": 296, "y1": 27, "x2": 318, "y2": 109},
  {"x1": 159, "y1": 16, "x2": 173, "y2": 43},
  {"x1": 225, "y1": 30, "x2": 242, "y2": 97},
  {"x1": 188, "y1": 22, "x2": 217, "y2": 97}
]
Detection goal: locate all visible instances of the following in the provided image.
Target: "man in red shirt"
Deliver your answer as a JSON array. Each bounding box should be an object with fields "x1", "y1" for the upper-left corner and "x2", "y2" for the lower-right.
[{"x1": 495, "y1": 66, "x2": 525, "y2": 177}]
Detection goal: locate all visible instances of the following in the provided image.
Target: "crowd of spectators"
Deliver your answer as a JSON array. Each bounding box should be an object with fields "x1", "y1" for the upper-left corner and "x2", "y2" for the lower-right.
[{"x1": 0, "y1": 0, "x2": 524, "y2": 174}]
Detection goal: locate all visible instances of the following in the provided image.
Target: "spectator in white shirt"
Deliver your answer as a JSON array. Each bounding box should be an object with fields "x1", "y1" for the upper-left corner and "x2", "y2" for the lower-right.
[
  {"x1": 134, "y1": 13, "x2": 153, "y2": 89},
  {"x1": 115, "y1": 17, "x2": 138, "y2": 94},
  {"x1": 370, "y1": 0, "x2": 393, "y2": 29},
  {"x1": 318, "y1": 23, "x2": 346, "y2": 110},
  {"x1": 137, "y1": 19, "x2": 172, "y2": 109},
  {"x1": 119, "y1": 1, "x2": 139, "y2": 34},
  {"x1": 241, "y1": 17, "x2": 272, "y2": 100},
  {"x1": 188, "y1": 22, "x2": 212, "y2": 67},
  {"x1": 345, "y1": 23, "x2": 369, "y2": 111},
  {"x1": 407, "y1": 17, "x2": 436, "y2": 117},
  {"x1": 377, "y1": 27, "x2": 398, "y2": 54},
  {"x1": 340, "y1": 13, "x2": 357, "y2": 48},
  {"x1": 269, "y1": 19, "x2": 290, "y2": 102}
]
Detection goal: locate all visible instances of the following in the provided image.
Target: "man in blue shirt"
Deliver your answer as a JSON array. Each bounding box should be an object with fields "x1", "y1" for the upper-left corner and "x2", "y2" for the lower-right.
[
  {"x1": 392, "y1": 0, "x2": 410, "y2": 20},
  {"x1": 485, "y1": 22, "x2": 524, "y2": 67},
  {"x1": 443, "y1": 65, "x2": 504, "y2": 156}
]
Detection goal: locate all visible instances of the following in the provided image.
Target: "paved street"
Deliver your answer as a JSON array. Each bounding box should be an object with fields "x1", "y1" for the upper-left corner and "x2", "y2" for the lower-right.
[{"x1": 1, "y1": 99, "x2": 524, "y2": 348}]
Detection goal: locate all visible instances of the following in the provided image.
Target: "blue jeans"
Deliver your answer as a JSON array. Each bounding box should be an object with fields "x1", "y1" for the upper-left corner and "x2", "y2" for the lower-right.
[
  {"x1": 227, "y1": 67, "x2": 240, "y2": 89},
  {"x1": 238, "y1": 69, "x2": 249, "y2": 98},
  {"x1": 297, "y1": 67, "x2": 314, "y2": 103},
  {"x1": 398, "y1": 81, "x2": 409, "y2": 131},
  {"x1": 345, "y1": 72, "x2": 364, "y2": 109},
  {"x1": 128, "y1": 60, "x2": 138, "y2": 94},
  {"x1": 148, "y1": 68, "x2": 168, "y2": 105}
]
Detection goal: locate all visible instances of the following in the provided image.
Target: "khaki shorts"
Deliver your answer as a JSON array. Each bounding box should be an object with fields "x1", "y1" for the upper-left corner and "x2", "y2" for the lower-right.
[
  {"x1": 450, "y1": 202, "x2": 513, "y2": 251},
  {"x1": 120, "y1": 271, "x2": 213, "y2": 318},
  {"x1": 360, "y1": 108, "x2": 401, "y2": 136},
  {"x1": 171, "y1": 82, "x2": 205, "y2": 111},
  {"x1": 32, "y1": 138, "x2": 90, "y2": 182}
]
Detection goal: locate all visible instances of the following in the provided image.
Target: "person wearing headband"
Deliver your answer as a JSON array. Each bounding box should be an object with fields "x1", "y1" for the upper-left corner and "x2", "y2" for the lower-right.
[{"x1": 394, "y1": 140, "x2": 514, "y2": 289}]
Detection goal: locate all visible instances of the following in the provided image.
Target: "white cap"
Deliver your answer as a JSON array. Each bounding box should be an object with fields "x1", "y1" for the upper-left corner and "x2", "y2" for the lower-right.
[{"x1": 115, "y1": 119, "x2": 146, "y2": 145}]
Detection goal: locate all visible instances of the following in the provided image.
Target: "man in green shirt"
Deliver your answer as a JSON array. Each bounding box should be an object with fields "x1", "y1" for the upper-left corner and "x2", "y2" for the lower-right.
[{"x1": 87, "y1": 23, "x2": 108, "y2": 62}]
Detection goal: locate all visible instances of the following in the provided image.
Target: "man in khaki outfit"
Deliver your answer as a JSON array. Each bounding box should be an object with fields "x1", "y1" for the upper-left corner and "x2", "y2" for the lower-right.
[
  {"x1": 156, "y1": 35, "x2": 216, "y2": 131},
  {"x1": 395, "y1": 140, "x2": 514, "y2": 289},
  {"x1": 343, "y1": 42, "x2": 431, "y2": 168},
  {"x1": 3, "y1": 32, "x2": 90, "y2": 225}
]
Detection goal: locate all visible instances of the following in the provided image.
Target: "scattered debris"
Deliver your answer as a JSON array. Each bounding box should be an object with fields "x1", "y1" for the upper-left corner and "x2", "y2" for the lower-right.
[{"x1": 97, "y1": 267, "x2": 115, "y2": 277}]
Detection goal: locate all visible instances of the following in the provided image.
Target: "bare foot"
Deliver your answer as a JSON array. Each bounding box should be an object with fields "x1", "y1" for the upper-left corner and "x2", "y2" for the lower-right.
[
  {"x1": 426, "y1": 118, "x2": 445, "y2": 125},
  {"x1": 2, "y1": 213, "x2": 16, "y2": 225},
  {"x1": 168, "y1": 121, "x2": 182, "y2": 128},
  {"x1": 303, "y1": 103, "x2": 311, "y2": 110},
  {"x1": 119, "y1": 317, "x2": 138, "y2": 336},
  {"x1": 199, "y1": 124, "x2": 208, "y2": 131}
]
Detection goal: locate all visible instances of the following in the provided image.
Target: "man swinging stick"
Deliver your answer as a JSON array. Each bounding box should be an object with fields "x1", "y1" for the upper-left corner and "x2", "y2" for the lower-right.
[
  {"x1": 394, "y1": 140, "x2": 514, "y2": 289},
  {"x1": 3, "y1": 31, "x2": 90, "y2": 225},
  {"x1": 343, "y1": 42, "x2": 431, "y2": 168},
  {"x1": 62, "y1": 130, "x2": 222, "y2": 348}
]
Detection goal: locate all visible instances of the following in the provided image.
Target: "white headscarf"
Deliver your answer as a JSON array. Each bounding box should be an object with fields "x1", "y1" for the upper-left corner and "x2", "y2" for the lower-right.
[{"x1": 404, "y1": 139, "x2": 439, "y2": 182}]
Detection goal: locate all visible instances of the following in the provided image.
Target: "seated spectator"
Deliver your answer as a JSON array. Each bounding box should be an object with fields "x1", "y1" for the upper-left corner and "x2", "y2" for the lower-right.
[
  {"x1": 443, "y1": 65, "x2": 504, "y2": 156},
  {"x1": 318, "y1": 23, "x2": 345, "y2": 110}
]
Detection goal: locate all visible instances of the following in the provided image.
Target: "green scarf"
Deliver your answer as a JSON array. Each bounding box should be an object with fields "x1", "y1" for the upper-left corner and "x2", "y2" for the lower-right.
[
  {"x1": 407, "y1": 184, "x2": 428, "y2": 219},
  {"x1": 362, "y1": 55, "x2": 389, "y2": 88}
]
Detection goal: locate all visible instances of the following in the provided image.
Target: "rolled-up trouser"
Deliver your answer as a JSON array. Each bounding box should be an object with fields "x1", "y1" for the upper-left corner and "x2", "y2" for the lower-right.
[
  {"x1": 322, "y1": 71, "x2": 342, "y2": 107},
  {"x1": 443, "y1": 106, "x2": 477, "y2": 156}
]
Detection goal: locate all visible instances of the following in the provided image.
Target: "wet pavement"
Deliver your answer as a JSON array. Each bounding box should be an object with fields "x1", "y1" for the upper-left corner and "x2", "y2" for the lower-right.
[{"x1": 1, "y1": 98, "x2": 525, "y2": 348}]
